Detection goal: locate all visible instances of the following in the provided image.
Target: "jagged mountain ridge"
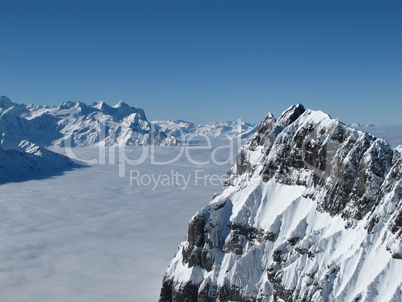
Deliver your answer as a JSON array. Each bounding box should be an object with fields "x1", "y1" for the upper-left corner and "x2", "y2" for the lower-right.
[
  {"x1": 0, "y1": 96, "x2": 176, "y2": 147},
  {"x1": 160, "y1": 104, "x2": 402, "y2": 302}
]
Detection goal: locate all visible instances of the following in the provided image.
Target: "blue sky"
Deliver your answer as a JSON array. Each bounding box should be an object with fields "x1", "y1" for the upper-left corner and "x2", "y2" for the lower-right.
[{"x1": 1, "y1": 0, "x2": 401, "y2": 124}]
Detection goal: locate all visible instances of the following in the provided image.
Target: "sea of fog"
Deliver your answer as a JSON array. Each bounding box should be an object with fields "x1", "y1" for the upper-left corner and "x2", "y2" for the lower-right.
[
  {"x1": 0, "y1": 137, "x2": 241, "y2": 302},
  {"x1": 1, "y1": 127, "x2": 401, "y2": 302}
]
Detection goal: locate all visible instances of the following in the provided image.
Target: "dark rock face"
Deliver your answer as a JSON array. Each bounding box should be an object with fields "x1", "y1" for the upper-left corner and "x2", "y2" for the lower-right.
[
  {"x1": 159, "y1": 279, "x2": 199, "y2": 302},
  {"x1": 237, "y1": 107, "x2": 399, "y2": 228},
  {"x1": 258, "y1": 118, "x2": 395, "y2": 221},
  {"x1": 249, "y1": 104, "x2": 305, "y2": 152},
  {"x1": 159, "y1": 105, "x2": 402, "y2": 302}
]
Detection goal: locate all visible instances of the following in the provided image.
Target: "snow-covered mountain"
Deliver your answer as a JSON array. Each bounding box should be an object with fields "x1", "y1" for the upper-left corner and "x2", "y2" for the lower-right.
[
  {"x1": 1, "y1": 96, "x2": 257, "y2": 147},
  {"x1": 160, "y1": 104, "x2": 402, "y2": 301},
  {"x1": 0, "y1": 96, "x2": 81, "y2": 183},
  {"x1": 0, "y1": 140, "x2": 78, "y2": 184},
  {"x1": 0, "y1": 96, "x2": 176, "y2": 147},
  {"x1": 152, "y1": 120, "x2": 257, "y2": 141}
]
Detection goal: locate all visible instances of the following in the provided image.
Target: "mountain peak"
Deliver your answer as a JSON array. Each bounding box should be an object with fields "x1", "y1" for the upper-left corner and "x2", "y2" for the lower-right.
[
  {"x1": 0, "y1": 96, "x2": 14, "y2": 108},
  {"x1": 348, "y1": 122, "x2": 362, "y2": 128},
  {"x1": 275, "y1": 103, "x2": 306, "y2": 128},
  {"x1": 59, "y1": 101, "x2": 76, "y2": 109},
  {"x1": 92, "y1": 100, "x2": 107, "y2": 110},
  {"x1": 249, "y1": 104, "x2": 308, "y2": 150},
  {"x1": 113, "y1": 100, "x2": 129, "y2": 108},
  {"x1": 160, "y1": 104, "x2": 402, "y2": 302}
]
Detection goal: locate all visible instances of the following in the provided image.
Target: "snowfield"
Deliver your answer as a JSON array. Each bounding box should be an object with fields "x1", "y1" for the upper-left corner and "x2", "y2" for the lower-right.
[{"x1": 0, "y1": 139, "x2": 239, "y2": 302}]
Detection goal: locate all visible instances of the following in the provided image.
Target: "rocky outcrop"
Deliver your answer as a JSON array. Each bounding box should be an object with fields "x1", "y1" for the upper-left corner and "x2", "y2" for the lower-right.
[{"x1": 159, "y1": 104, "x2": 402, "y2": 302}]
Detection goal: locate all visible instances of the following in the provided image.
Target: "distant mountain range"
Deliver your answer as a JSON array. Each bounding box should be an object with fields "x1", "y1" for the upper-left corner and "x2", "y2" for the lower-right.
[
  {"x1": 152, "y1": 120, "x2": 257, "y2": 142},
  {"x1": 347, "y1": 122, "x2": 377, "y2": 128},
  {"x1": 0, "y1": 96, "x2": 257, "y2": 148},
  {"x1": 0, "y1": 96, "x2": 175, "y2": 147},
  {"x1": 0, "y1": 95, "x2": 257, "y2": 183}
]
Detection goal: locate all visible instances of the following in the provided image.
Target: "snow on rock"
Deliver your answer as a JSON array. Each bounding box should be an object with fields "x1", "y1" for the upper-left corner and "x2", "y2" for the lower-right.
[
  {"x1": 0, "y1": 96, "x2": 30, "y2": 117},
  {"x1": 0, "y1": 96, "x2": 81, "y2": 183},
  {"x1": 0, "y1": 140, "x2": 78, "y2": 184},
  {"x1": 159, "y1": 104, "x2": 402, "y2": 302},
  {"x1": 0, "y1": 96, "x2": 14, "y2": 114},
  {"x1": 0, "y1": 96, "x2": 176, "y2": 147}
]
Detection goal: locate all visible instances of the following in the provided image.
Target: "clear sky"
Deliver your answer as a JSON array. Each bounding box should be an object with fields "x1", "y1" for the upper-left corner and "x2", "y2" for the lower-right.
[{"x1": 1, "y1": 0, "x2": 401, "y2": 125}]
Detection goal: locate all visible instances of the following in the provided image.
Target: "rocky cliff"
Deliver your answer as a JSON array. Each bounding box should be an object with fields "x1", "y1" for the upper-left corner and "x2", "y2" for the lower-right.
[{"x1": 159, "y1": 104, "x2": 402, "y2": 302}]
